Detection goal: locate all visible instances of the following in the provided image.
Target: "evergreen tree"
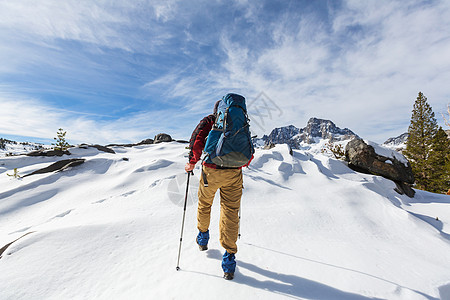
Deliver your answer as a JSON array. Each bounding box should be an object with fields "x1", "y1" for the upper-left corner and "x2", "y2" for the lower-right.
[
  {"x1": 428, "y1": 127, "x2": 450, "y2": 193},
  {"x1": 403, "y1": 92, "x2": 438, "y2": 191},
  {"x1": 52, "y1": 128, "x2": 70, "y2": 151}
]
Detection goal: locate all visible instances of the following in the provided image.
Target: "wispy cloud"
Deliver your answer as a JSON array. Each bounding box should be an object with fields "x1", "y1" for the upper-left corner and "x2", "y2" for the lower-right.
[
  {"x1": 1, "y1": 0, "x2": 449, "y2": 144},
  {"x1": 0, "y1": 92, "x2": 194, "y2": 144},
  {"x1": 204, "y1": 0, "x2": 450, "y2": 140}
]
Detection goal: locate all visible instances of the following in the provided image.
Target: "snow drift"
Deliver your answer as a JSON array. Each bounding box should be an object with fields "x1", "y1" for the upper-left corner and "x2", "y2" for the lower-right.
[{"x1": 0, "y1": 143, "x2": 449, "y2": 299}]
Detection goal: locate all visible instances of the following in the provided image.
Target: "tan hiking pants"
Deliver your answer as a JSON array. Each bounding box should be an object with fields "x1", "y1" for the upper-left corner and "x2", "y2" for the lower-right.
[{"x1": 197, "y1": 165, "x2": 243, "y2": 254}]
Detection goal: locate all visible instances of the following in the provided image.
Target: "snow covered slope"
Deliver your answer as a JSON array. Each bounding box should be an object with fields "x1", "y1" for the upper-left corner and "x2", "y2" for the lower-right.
[
  {"x1": 0, "y1": 139, "x2": 47, "y2": 157},
  {"x1": 1, "y1": 143, "x2": 449, "y2": 299}
]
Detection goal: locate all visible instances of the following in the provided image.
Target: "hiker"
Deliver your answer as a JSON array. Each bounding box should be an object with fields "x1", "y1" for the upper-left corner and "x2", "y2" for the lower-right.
[{"x1": 185, "y1": 93, "x2": 254, "y2": 280}]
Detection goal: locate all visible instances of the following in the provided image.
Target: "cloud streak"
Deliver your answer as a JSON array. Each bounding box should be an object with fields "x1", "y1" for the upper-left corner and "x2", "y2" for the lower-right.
[{"x1": 1, "y1": 0, "x2": 450, "y2": 144}]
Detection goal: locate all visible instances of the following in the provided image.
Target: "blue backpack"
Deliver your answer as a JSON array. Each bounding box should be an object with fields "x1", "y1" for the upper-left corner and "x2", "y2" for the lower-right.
[{"x1": 204, "y1": 93, "x2": 254, "y2": 168}]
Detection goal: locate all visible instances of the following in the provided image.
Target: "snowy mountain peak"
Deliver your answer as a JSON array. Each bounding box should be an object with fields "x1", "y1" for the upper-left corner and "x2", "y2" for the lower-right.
[
  {"x1": 264, "y1": 117, "x2": 359, "y2": 148},
  {"x1": 302, "y1": 117, "x2": 357, "y2": 141},
  {"x1": 383, "y1": 132, "x2": 409, "y2": 146},
  {"x1": 382, "y1": 132, "x2": 409, "y2": 152}
]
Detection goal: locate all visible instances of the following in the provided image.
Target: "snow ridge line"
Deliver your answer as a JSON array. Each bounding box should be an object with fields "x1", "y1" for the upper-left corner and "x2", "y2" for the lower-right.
[{"x1": 0, "y1": 232, "x2": 35, "y2": 259}]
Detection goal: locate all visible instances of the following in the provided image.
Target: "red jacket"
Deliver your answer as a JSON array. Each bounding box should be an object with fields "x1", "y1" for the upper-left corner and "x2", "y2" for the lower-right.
[{"x1": 188, "y1": 114, "x2": 252, "y2": 169}]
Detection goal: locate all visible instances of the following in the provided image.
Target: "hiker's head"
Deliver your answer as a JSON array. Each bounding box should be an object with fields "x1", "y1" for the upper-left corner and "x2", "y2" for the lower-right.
[{"x1": 213, "y1": 100, "x2": 221, "y2": 115}]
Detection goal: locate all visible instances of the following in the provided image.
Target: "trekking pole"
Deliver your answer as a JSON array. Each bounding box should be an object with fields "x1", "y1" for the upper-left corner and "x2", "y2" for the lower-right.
[
  {"x1": 176, "y1": 171, "x2": 192, "y2": 271},
  {"x1": 238, "y1": 182, "x2": 244, "y2": 239},
  {"x1": 238, "y1": 206, "x2": 241, "y2": 239}
]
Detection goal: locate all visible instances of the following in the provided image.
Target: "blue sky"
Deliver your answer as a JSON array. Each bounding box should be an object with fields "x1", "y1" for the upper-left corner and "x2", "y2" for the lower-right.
[{"x1": 1, "y1": 0, "x2": 450, "y2": 145}]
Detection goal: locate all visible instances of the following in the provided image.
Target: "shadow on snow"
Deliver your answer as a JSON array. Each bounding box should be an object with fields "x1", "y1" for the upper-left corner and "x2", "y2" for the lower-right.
[{"x1": 203, "y1": 249, "x2": 392, "y2": 300}]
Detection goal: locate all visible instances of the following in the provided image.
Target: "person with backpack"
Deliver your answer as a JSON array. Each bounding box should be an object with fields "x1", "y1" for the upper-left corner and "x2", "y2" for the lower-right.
[{"x1": 185, "y1": 93, "x2": 254, "y2": 280}]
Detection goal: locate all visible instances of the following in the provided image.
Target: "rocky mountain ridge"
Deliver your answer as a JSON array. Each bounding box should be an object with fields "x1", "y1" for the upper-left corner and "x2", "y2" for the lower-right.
[
  {"x1": 382, "y1": 132, "x2": 408, "y2": 152},
  {"x1": 262, "y1": 117, "x2": 359, "y2": 149}
]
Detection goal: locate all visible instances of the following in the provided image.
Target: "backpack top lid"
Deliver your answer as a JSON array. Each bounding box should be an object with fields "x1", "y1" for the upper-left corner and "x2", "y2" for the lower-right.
[
  {"x1": 222, "y1": 93, "x2": 246, "y2": 111},
  {"x1": 215, "y1": 93, "x2": 248, "y2": 131}
]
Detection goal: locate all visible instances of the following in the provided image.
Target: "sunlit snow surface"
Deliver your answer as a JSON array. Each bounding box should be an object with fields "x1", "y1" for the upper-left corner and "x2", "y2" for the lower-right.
[{"x1": 1, "y1": 143, "x2": 449, "y2": 299}]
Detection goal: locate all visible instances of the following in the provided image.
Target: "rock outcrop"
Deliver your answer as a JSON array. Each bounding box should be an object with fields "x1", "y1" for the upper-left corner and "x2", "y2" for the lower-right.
[
  {"x1": 23, "y1": 158, "x2": 86, "y2": 177},
  {"x1": 78, "y1": 144, "x2": 115, "y2": 154},
  {"x1": 106, "y1": 138, "x2": 154, "y2": 148},
  {"x1": 26, "y1": 149, "x2": 71, "y2": 157},
  {"x1": 345, "y1": 138, "x2": 415, "y2": 197},
  {"x1": 264, "y1": 118, "x2": 359, "y2": 148},
  {"x1": 153, "y1": 133, "x2": 172, "y2": 144}
]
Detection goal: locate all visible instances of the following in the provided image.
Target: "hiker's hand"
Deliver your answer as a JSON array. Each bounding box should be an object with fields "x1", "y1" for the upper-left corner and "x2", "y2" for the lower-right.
[{"x1": 185, "y1": 163, "x2": 195, "y2": 172}]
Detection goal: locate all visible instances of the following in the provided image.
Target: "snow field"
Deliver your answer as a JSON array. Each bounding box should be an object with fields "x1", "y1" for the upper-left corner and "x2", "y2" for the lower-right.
[{"x1": 0, "y1": 143, "x2": 449, "y2": 299}]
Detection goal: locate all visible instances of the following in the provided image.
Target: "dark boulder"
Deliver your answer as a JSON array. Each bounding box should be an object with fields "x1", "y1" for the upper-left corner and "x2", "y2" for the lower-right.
[
  {"x1": 105, "y1": 138, "x2": 154, "y2": 148},
  {"x1": 394, "y1": 181, "x2": 416, "y2": 198},
  {"x1": 137, "y1": 139, "x2": 154, "y2": 145},
  {"x1": 91, "y1": 144, "x2": 115, "y2": 154},
  {"x1": 23, "y1": 158, "x2": 85, "y2": 177},
  {"x1": 153, "y1": 133, "x2": 172, "y2": 144},
  {"x1": 345, "y1": 138, "x2": 415, "y2": 197},
  {"x1": 78, "y1": 144, "x2": 115, "y2": 154},
  {"x1": 105, "y1": 143, "x2": 135, "y2": 148},
  {"x1": 26, "y1": 149, "x2": 71, "y2": 157}
]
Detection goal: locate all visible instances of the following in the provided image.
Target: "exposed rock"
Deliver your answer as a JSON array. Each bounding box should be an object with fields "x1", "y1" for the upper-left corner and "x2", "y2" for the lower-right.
[
  {"x1": 137, "y1": 139, "x2": 154, "y2": 145},
  {"x1": 265, "y1": 118, "x2": 359, "y2": 148},
  {"x1": 345, "y1": 138, "x2": 415, "y2": 197},
  {"x1": 289, "y1": 145, "x2": 293, "y2": 155},
  {"x1": 301, "y1": 117, "x2": 357, "y2": 142},
  {"x1": 106, "y1": 137, "x2": 185, "y2": 148},
  {"x1": 23, "y1": 158, "x2": 85, "y2": 177},
  {"x1": 265, "y1": 125, "x2": 300, "y2": 149},
  {"x1": 105, "y1": 143, "x2": 135, "y2": 148},
  {"x1": 263, "y1": 143, "x2": 276, "y2": 150},
  {"x1": 90, "y1": 145, "x2": 115, "y2": 154},
  {"x1": 26, "y1": 149, "x2": 71, "y2": 157},
  {"x1": 394, "y1": 181, "x2": 416, "y2": 198},
  {"x1": 153, "y1": 133, "x2": 172, "y2": 144},
  {"x1": 78, "y1": 144, "x2": 115, "y2": 154},
  {"x1": 105, "y1": 139, "x2": 154, "y2": 148}
]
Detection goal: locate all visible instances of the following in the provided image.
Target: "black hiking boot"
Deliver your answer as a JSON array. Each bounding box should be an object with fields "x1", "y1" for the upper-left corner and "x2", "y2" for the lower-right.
[
  {"x1": 223, "y1": 272, "x2": 234, "y2": 280},
  {"x1": 196, "y1": 237, "x2": 208, "y2": 251}
]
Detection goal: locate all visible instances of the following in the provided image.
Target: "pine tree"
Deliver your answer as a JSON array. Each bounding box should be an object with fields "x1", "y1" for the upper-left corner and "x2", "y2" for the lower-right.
[
  {"x1": 403, "y1": 92, "x2": 438, "y2": 191},
  {"x1": 52, "y1": 128, "x2": 70, "y2": 151},
  {"x1": 428, "y1": 127, "x2": 450, "y2": 193}
]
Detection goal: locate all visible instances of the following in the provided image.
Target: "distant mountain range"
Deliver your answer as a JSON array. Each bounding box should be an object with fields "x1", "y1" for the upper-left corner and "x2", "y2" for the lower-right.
[
  {"x1": 382, "y1": 132, "x2": 408, "y2": 152},
  {"x1": 2, "y1": 124, "x2": 448, "y2": 157},
  {"x1": 382, "y1": 130, "x2": 450, "y2": 152},
  {"x1": 0, "y1": 138, "x2": 45, "y2": 156},
  {"x1": 261, "y1": 117, "x2": 359, "y2": 149},
  {"x1": 258, "y1": 118, "x2": 450, "y2": 152}
]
